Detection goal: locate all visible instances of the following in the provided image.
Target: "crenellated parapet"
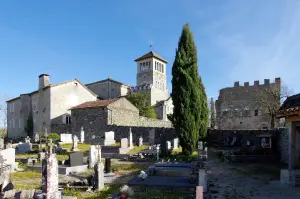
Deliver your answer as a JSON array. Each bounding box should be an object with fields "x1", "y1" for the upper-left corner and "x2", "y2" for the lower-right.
[{"x1": 130, "y1": 84, "x2": 153, "y2": 93}]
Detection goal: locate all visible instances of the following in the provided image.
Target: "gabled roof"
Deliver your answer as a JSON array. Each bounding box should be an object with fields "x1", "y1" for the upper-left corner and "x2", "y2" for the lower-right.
[
  {"x1": 155, "y1": 97, "x2": 172, "y2": 106},
  {"x1": 277, "y1": 93, "x2": 300, "y2": 118},
  {"x1": 134, "y1": 51, "x2": 168, "y2": 64},
  {"x1": 70, "y1": 98, "x2": 120, "y2": 110},
  {"x1": 7, "y1": 79, "x2": 97, "y2": 103},
  {"x1": 86, "y1": 78, "x2": 131, "y2": 87}
]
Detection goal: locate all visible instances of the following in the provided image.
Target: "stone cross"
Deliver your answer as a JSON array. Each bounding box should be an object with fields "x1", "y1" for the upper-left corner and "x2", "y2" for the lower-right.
[
  {"x1": 138, "y1": 136, "x2": 143, "y2": 147},
  {"x1": 80, "y1": 126, "x2": 85, "y2": 143},
  {"x1": 42, "y1": 151, "x2": 60, "y2": 198},
  {"x1": 72, "y1": 135, "x2": 78, "y2": 151},
  {"x1": 128, "y1": 128, "x2": 133, "y2": 149}
]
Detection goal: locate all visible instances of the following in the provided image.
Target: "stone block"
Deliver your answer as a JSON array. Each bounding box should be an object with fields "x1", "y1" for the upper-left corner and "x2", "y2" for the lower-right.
[
  {"x1": 69, "y1": 152, "x2": 84, "y2": 167},
  {"x1": 196, "y1": 186, "x2": 203, "y2": 199},
  {"x1": 60, "y1": 134, "x2": 73, "y2": 143},
  {"x1": 3, "y1": 189, "x2": 16, "y2": 198},
  {"x1": 20, "y1": 189, "x2": 35, "y2": 199},
  {"x1": 173, "y1": 138, "x2": 179, "y2": 149},
  {"x1": 120, "y1": 138, "x2": 128, "y2": 149},
  {"x1": 0, "y1": 148, "x2": 17, "y2": 171},
  {"x1": 17, "y1": 143, "x2": 32, "y2": 153},
  {"x1": 105, "y1": 131, "x2": 115, "y2": 141}
]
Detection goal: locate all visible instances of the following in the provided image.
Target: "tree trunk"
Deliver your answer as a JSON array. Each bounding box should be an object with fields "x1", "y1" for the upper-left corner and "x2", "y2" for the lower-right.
[{"x1": 271, "y1": 115, "x2": 276, "y2": 129}]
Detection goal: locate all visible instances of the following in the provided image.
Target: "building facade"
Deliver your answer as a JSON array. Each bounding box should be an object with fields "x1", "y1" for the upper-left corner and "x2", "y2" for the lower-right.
[
  {"x1": 215, "y1": 78, "x2": 281, "y2": 130},
  {"x1": 6, "y1": 74, "x2": 98, "y2": 138},
  {"x1": 86, "y1": 78, "x2": 131, "y2": 100}
]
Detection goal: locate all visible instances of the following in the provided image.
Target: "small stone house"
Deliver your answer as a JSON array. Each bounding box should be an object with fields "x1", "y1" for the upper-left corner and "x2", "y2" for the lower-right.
[
  {"x1": 6, "y1": 74, "x2": 98, "y2": 138},
  {"x1": 277, "y1": 93, "x2": 300, "y2": 186}
]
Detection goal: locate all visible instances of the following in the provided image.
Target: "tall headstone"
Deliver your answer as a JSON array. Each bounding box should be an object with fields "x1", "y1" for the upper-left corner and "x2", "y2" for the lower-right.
[
  {"x1": 34, "y1": 134, "x2": 40, "y2": 143},
  {"x1": 128, "y1": 128, "x2": 133, "y2": 149},
  {"x1": 166, "y1": 141, "x2": 171, "y2": 150},
  {"x1": 149, "y1": 129, "x2": 155, "y2": 145},
  {"x1": 72, "y1": 135, "x2": 78, "y2": 151},
  {"x1": 42, "y1": 145, "x2": 60, "y2": 199},
  {"x1": 89, "y1": 145, "x2": 101, "y2": 169},
  {"x1": 80, "y1": 127, "x2": 85, "y2": 143},
  {"x1": 173, "y1": 138, "x2": 179, "y2": 149},
  {"x1": 138, "y1": 136, "x2": 143, "y2": 147},
  {"x1": 0, "y1": 138, "x2": 4, "y2": 149},
  {"x1": 105, "y1": 158, "x2": 111, "y2": 173},
  {"x1": 94, "y1": 160, "x2": 104, "y2": 191}
]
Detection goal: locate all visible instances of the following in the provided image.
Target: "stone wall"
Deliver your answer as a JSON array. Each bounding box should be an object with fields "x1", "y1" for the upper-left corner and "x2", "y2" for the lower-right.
[
  {"x1": 51, "y1": 124, "x2": 72, "y2": 134},
  {"x1": 207, "y1": 128, "x2": 288, "y2": 164}
]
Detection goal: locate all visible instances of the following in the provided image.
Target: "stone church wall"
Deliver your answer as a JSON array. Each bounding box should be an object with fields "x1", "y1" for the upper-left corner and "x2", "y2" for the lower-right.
[{"x1": 207, "y1": 128, "x2": 289, "y2": 164}]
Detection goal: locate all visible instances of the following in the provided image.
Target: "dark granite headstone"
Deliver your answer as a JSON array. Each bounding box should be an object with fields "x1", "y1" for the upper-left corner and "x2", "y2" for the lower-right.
[
  {"x1": 160, "y1": 135, "x2": 167, "y2": 156},
  {"x1": 69, "y1": 152, "x2": 84, "y2": 167},
  {"x1": 105, "y1": 158, "x2": 111, "y2": 173}
]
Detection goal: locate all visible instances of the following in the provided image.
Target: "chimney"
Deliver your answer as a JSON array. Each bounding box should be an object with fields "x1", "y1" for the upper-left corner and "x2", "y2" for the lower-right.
[
  {"x1": 254, "y1": 80, "x2": 259, "y2": 86},
  {"x1": 275, "y1": 77, "x2": 281, "y2": 85},
  {"x1": 264, "y1": 79, "x2": 270, "y2": 85},
  {"x1": 244, "y1": 82, "x2": 249, "y2": 87},
  {"x1": 39, "y1": 74, "x2": 50, "y2": 89},
  {"x1": 234, "y1": 81, "x2": 239, "y2": 87}
]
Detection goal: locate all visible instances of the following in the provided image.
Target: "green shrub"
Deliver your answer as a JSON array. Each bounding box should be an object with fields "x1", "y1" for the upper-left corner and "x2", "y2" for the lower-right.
[{"x1": 48, "y1": 133, "x2": 60, "y2": 141}]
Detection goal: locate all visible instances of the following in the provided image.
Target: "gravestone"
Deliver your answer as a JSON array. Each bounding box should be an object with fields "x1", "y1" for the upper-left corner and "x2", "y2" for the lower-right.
[
  {"x1": 138, "y1": 137, "x2": 143, "y2": 147},
  {"x1": 89, "y1": 145, "x2": 101, "y2": 169},
  {"x1": 80, "y1": 126, "x2": 85, "y2": 143},
  {"x1": 105, "y1": 158, "x2": 111, "y2": 173},
  {"x1": 38, "y1": 152, "x2": 46, "y2": 162},
  {"x1": 34, "y1": 133, "x2": 40, "y2": 143},
  {"x1": 173, "y1": 138, "x2": 179, "y2": 149},
  {"x1": 128, "y1": 128, "x2": 133, "y2": 149},
  {"x1": 3, "y1": 190, "x2": 15, "y2": 198},
  {"x1": 69, "y1": 152, "x2": 84, "y2": 167},
  {"x1": 25, "y1": 136, "x2": 31, "y2": 143},
  {"x1": 5, "y1": 143, "x2": 12, "y2": 149},
  {"x1": 103, "y1": 131, "x2": 115, "y2": 145},
  {"x1": 149, "y1": 129, "x2": 155, "y2": 145},
  {"x1": 0, "y1": 148, "x2": 17, "y2": 171},
  {"x1": 17, "y1": 143, "x2": 32, "y2": 153},
  {"x1": 72, "y1": 135, "x2": 78, "y2": 151},
  {"x1": 160, "y1": 135, "x2": 167, "y2": 156},
  {"x1": 94, "y1": 161, "x2": 104, "y2": 191},
  {"x1": 42, "y1": 147, "x2": 60, "y2": 198},
  {"x1": 0, "y1": 138, "x2": 4, "y2": 149},
  {"x1": 166, "y1": 141, "x2": 171, "y2": 150},
  {"x1": 60, "y1": 133, "x2": 73, "y2": 143},
  {"x1": 20, "y1": 190, "x2": 35, "y2": 198},
  {"x1": 119, "y1": 138, "x2": 129, "y2": 154}
]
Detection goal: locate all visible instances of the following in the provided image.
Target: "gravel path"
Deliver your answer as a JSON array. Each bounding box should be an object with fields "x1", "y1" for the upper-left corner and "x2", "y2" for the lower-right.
[{"x1": 207, "y1": 154, "x2": 300, "y2": 199}]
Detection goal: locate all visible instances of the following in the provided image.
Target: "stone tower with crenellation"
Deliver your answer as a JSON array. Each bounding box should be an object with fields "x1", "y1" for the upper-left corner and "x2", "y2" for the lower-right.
[{"x1": 130, "y1": 51, "x2": 169, "y2": 105}]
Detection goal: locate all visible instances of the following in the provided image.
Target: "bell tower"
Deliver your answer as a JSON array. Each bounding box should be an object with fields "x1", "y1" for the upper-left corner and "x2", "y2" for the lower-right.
[{"x1": 134, "y1": 51, "x2": 169, "y2": 105}]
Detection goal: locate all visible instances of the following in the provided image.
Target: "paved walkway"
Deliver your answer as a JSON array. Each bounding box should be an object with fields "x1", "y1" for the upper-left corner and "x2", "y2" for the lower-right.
[{"x1": 207, "y1": 152, "x2": 300, "y2": 199}]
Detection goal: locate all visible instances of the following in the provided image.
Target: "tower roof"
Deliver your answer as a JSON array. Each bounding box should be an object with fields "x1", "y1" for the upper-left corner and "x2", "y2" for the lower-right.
[{"x1": 134, "y1": 51, "x2": 168, "y2": 63}]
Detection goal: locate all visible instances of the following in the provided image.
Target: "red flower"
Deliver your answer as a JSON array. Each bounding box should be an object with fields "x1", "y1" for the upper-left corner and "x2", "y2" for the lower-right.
[{"x1": 120, "y1": 193, "x2": 128, "y2": 199}]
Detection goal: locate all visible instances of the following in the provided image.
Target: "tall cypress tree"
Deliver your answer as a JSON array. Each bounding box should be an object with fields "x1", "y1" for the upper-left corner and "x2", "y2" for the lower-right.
[{"x1": 171, "y1": 23, "x2": 208, "y2": 154}]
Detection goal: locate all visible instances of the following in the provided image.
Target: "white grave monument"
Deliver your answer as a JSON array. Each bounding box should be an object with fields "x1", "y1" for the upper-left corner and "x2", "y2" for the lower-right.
[
  {"x1": 138, "y1": 136, "x2": 143, "y2": 147},
  {"x1": 100, "y1": 131, "x2": 116, "y2": 146},
  {"x1": 80, "y1": 127, "x2": 85, "y2": 143},
  {"x1": 60, "y1": 133, "x2": 73, "y2": 143},
  {"x1": 128, "y1": 128, "x2": 133, "y2": 149},
  {"x1": 173, "y1": 138, "x2": 179, "y2": 150},
  {"x1": 0, "y1": 148, "x2": 17, "y2": 171},
  {"x1": 166, "y1": 141, "x2": 171, "y2": 150},
  {"x1": 89, "y1": 145, "x2": 101, "y2": 169},
  {"x1": 72, "y1": 135, "x2": 78, "y2": 151},
  {"x1": 119, "y1": 138, "x2": 129, "y2": 154}
]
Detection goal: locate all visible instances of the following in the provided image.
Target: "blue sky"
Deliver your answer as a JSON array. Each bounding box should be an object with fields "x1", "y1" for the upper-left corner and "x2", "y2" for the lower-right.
[{"x1": 0, "y1": 0, "x2": 300, "y2": 126}]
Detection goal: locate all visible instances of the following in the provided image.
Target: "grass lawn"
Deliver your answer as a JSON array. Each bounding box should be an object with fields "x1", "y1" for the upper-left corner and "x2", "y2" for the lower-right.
[
  {"x1": 164, "y1": 147, "x2": 198, "y2": 161},
  {"x1": 127, "y1": 145, "x2": 149, "y2": 155},
  {"x1": 62, "y1": 185, "x2": 120, "y2": 199},
  {"x1": 61, "y1": 143, "x2": 91, "y2": 151},
  {"x1": 11, "y1": 170, "x2": 42, "y2": 190},
  {"x1": 110, "y1": 142, "x2": 120, "y2": 147}
]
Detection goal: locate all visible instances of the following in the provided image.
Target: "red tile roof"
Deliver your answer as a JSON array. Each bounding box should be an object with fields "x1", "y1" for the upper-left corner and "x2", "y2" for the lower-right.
[
  {"x1": 277, "y1": 93, "x2": 300, "y2": 117},
  {"x1": 134, "y1": 51, "x2": 168, "y2": 63},
  {"x1": 70, "y1": 98, "x2": 120, "y2": 109}
]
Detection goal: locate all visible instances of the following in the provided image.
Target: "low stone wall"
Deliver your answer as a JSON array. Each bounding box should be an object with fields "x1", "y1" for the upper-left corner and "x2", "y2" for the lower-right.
[
  {"x1": 207, "y1": 128, "x2": 288, "y2": 164},
  {"x1": 78, "y1": 125, "x2": 176, "y2": 145},
  {"x1": 137, "y1": 116, "x2": 172, "y2": 128}
]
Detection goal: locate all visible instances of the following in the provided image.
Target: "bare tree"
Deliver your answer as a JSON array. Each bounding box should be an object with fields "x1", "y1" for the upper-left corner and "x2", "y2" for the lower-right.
[
  {"x1": 257, "y1": 83, "x2": 292, "y2": 128},
  {"x1": 0, "y1": 94, "x2": 10, "y2": 138}
]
